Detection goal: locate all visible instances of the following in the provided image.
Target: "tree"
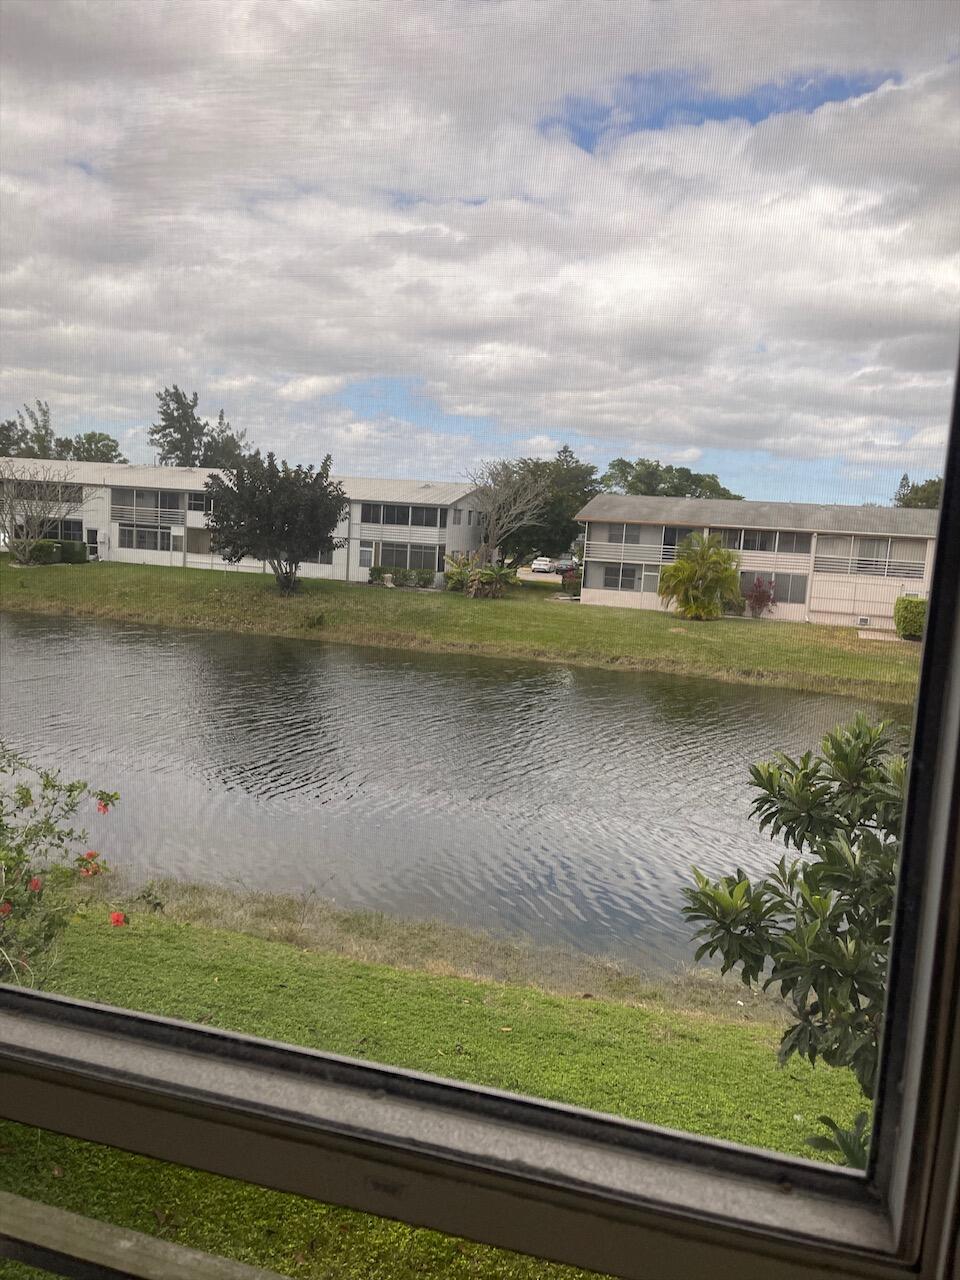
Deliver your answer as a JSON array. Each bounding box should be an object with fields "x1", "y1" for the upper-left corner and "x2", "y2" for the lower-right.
[
  {"x1": 63, "y1": 432, "x2": 128, "y2": 463},
  {"x1": 893, "y1": 473, "x2": 942, "y2": 509},
  {"x1": 601, "y1": 456, "x2": 743, "y2": 500},
  {"x1": 497, "y1": 446, "x2": 599, "y2": 568},
  {"x1": 657, "y1": 532, "x2": 741, "y2": 620},
  {"x1": 0, "y1": 459, "x2": 85, "y2": 565},
  {"x1": 149, "y1": 386, "x2": 248, "y2": 468},
  {"x1": 205, "y1": 451, "x2": 347, "y2": 593},
  {"x1": 466, "y1": 459, "x2": 552, "y2": 565},
  {"x1": 682, "y1": 716, "x2": 904, "y2": 1166},
  {"x1": 1, "y1": 402, "x2": 127, "y2": 463}
]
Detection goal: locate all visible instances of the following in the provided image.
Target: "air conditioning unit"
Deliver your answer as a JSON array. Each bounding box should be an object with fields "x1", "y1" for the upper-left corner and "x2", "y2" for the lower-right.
[{"x1": 857, "y1": 616, "x2": 871, "y2": 627}]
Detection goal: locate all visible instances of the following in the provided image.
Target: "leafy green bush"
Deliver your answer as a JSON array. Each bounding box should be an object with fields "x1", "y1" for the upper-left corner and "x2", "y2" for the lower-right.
[
  {"x1": 658, "y1": 532, "x2": 740, "y2": 620},
  {"x1": 893, "y1": 596, "x2": 926, "y2": 640},
  {"x1": 467, "y1": 562, "x2": 516, "y2": 599},
  {"x1": 29, "y1": 540, "x2": 61, "y2": 565},
  {"x1": 683, "y1": 715, "x2": 904, "y2": 1167},
  {"x1": 57, "y1": 540, "x2": 88, "y2": 564},
  {"x1": 367, "y1": 565, "x2": 386, "y2": 585},
  {"x1": 390, "y1": 567, "x2": 413, "y2": 587},
  {"x1": 443, "y1": 554, "x2": 471, "y2": 591},
  {"x1": 414, "y1": 568, "x2": 436, "y2": 588},
  {"x1": 1, "y1": 743, "x2": 119, "y2": 985}
]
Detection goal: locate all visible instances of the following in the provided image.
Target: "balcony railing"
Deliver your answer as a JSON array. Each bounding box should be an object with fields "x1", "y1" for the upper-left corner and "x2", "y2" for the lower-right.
[
  {"x1": 111, "y1": 505, "x2": 184, "y2": 528},
  {"x1": 813, "y1": 555, "x2": 924, "y2": 579},
  {"x1": 584, "y1": 540, "x2": 678, "y2": 565}
]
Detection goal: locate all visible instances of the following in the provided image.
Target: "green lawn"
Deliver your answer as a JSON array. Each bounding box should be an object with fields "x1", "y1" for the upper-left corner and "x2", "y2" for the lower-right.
[
  {"x1": 0, "y1": 559, "x2": 920, "y2": 702},
  {"x1": 0, "y1": 910, "x2": 862, "y2": 1279}
]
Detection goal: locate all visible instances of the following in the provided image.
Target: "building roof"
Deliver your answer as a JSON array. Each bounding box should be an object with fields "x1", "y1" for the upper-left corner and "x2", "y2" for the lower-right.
[
  {"x1": 0, "y1": 458, "x2": 476, "y2": 505},
  {"x1": 575, "y1": 493, "x2": 939, "y2": 539}
]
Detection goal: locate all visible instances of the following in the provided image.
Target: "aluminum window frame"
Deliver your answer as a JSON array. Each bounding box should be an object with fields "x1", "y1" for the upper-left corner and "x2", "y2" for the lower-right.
[{"x1": 1, "y1": 386, "x2": 959, "y2": 1280}]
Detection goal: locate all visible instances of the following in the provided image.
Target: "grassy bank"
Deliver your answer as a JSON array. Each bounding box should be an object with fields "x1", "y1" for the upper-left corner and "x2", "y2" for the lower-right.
[
  {"x1": 1, "y1": 558, "x2": 920, "y2": 702},
  {"x1": 0, "y1": 909, "x2": 861, "y2": 1280}
]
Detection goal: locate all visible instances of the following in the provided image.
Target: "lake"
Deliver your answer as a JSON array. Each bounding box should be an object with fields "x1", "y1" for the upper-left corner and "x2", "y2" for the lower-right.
[{"x1": 0, "y1": 612, "x2": 897, "y2": 967}]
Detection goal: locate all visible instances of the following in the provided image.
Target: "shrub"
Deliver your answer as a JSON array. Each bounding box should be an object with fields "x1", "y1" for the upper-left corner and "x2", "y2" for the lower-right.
[
  {"x1": 414, "y1": 568, "x2": 436, "y2": 588},
  {"x1": 443, "y1": 553, "x2": 471, "y2": 592},
  {"x1": 683, "y1": 715, "x2": 905, "y2": 1166},
  {"x1": 560, "y1": 570, "x2": 582, "y2": 598},
  {"x1": 28, "y1": 540, "x2": 61, "y2": 565},
  {"x1": 390, "y1": 567, "x2": 413, "y2": 587},
  {"x1": 894, "y1": 596, "x2": 926, "y2": 640},
  {"x1": 467, "y1": 562, "x2": 516, "y2": 599},
  {"x1": 0, "y1": 743, "x2": 119, "y2": 985},
  {"x1": 744, "y1": 575, "x2": 774, "y2": 617},
  {"x1": 723, "y1": 594, "x2": 746, "y2": 616},
  {"x1": 368, "y1": 565, "x2": 386, "y2": 585},
  {"x1": 658, "y1": 533, "x2": 740, "y2": 620},
  {"x1": 57, "y1": 540, "x2": 88, "y2": 564}
]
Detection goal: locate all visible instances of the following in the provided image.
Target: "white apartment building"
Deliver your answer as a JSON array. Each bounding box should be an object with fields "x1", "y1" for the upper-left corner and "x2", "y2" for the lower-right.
[
  {"x1": 0, "y1": 459, "x2": 483, "y2": 584},
  {"x1": 576, "y1": 494, "x2": 939, "y2": 629}
]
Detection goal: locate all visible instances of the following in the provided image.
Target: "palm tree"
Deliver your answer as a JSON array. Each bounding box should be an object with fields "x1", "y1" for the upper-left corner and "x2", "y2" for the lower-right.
[{"x1": 658, "y1": 532, "x2": 741, "y2": 621}]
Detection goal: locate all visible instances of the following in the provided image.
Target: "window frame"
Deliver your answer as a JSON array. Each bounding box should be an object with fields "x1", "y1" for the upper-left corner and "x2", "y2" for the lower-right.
[{"x1": 1, "y1": 391, "x2": 959, "y2": 1280}]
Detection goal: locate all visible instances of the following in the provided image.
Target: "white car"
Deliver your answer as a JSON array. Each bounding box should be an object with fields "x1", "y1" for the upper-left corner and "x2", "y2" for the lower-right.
[{"x1": 530, "y1": 556, "x2": 555, "y2": 573}]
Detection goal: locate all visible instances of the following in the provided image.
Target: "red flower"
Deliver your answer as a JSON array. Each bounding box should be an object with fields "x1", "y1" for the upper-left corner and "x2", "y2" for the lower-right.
[
  {"x1": 0, "y1": 902, "x2": 12, "y2": 917},
  {"x1": 97, "y1": 800, "x2": 110, "y2": 815},
  {"x1": 28, "y1": 877, "x2": 42, "y2": 892},
  {"x1": 110, "y1": 911, "x2": 127, "y2": 927},
  {"x1": 83, "y1": 850, "x2": 98, "y2": 860},
  {"x1": 80, "y1": 865, "x2": 99, "y2": 878}
]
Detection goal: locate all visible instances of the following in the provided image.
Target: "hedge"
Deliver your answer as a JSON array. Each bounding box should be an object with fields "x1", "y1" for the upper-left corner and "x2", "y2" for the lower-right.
[
  {"x1": 57, "y1": 540, "x2": 88, "y2": 564},
  {"x1": 29, "y1": 539, "x2": 62, "y2": 564},
  {"x1": 894, "y1": 596, "x2": 926, "y2": 641}
]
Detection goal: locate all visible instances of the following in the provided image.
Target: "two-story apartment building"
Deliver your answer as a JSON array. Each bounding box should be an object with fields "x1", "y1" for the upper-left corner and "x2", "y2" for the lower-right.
[
  {"x1": 0, "y1": 459, "x2": 483, "y2": 583},
  {"x1": 575, "y1": 494, "x2": 939, "y2": 629}
]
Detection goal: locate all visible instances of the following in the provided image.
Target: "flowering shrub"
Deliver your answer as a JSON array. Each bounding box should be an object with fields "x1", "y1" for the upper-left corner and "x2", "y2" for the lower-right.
[{"x1": 0, "y1": 743, "x2": 118, "y2": 985}]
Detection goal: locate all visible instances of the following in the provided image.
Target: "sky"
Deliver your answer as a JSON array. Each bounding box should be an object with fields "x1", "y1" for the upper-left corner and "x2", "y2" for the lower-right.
[{"x1": 1, "y1": 0, "x2": 958, "y2": 502}]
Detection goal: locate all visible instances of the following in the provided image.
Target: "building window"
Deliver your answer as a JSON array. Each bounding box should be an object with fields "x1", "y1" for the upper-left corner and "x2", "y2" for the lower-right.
[
  {"x1": 59, "y1": 519, "x2": 83, "y2": 542},
  {"x1": 361, "y1": 503, "x2": 382, "y2": 523},
  {"x1": 467, "y1": 510, "x2": 473, "y2": 525},
  {"x1": 772, "y1": 573, "x2": 808, "y2": 605},
  {"x1": 410, "y1": 506, "x2": 438, "y2": 527},
  {"x1": 379, "y1": 542, "x2": 409, "y2": 568},
  {"x1": 187, "y1": 492, "x2": 209, "y2": 513},
  {"x1": 452, "y1": 508, "x2": 462, "y2": 526},
  {"x1": 663, "y1": 525, "x2": 698, "y2": 547},
  {"x1": 606, "y1": 523, "x2": 625, "y2": 543},
  {"x1": 118, "y1": 526, "x2": 134, "y2": 548},
  {"x1": 438, "y1": 508, "x2": 448, "y2": 529},
  {"x1": 776, "y1": 531, "x2": 812, "y2": 555},
  {"x1": 172, "y1": 534, "x2": 183, "y2": 552},
  {"x1": 359, "y1": 540, "x2": 374, "y2": 568},
  {"x1": 159, "y1": 491, "x2": 182, "y2": 511},
  {"x1": 382, "y1": 504, "x2": 410, "y2": 525},
  {"x1": 740, "y1": 569, "x2": 774, "y2": 594},
  {"x1": 602, "y1": 564, "x2": 620, "y2": 588},
  {"x1": 742, "y1": 529, "x2": 777, "y2": 552},
  {"x1": 436, "y1": 543, "x2": 446, "y2": 571},
  {"x1": 619, "y1": 565, "x2": 637, "y2": 590},
  {"x1": 409, "y1": 544, "x2": 435, "y2": 570},
  {"x1": 719, "y1": 528, "x2": 743, "y2": 550}
]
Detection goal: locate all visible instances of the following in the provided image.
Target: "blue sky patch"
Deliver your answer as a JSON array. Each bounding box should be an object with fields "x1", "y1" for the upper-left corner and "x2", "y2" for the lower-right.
[{"x1": 542, "y1": 68, "x2": 898, "y2": 152}]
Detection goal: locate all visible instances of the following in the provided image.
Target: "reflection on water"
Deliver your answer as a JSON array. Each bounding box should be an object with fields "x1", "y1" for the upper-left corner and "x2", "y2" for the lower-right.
[{"x1": 0, "y1": 612, "x2": 895, "y2": 965}]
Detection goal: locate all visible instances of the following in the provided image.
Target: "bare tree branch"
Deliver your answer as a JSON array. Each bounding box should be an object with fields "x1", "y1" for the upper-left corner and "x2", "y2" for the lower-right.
[
  {"x1": 0, "y1": 460, "x2": 84, "y2": 565},
  {"x1": 465, "y1": 460, "x2": 550, "y2": 564}
]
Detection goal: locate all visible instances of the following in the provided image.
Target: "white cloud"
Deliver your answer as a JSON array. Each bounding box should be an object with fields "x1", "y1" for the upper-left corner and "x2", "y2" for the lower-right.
[
  {"x1": 277, "y1": 375, "x2": 348, "y2": 402},
  {"x1": 0, "y1": 0, "x2": 957, "y2": 489}
]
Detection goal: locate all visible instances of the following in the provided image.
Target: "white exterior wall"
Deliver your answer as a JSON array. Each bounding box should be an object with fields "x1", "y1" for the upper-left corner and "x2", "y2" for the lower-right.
[
  {"x1": 580, "y1": 518, "x2": 934, "y2": 630},
  {"x1": 0, "y1": 460, "x2": 481, "y2": 587}
]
